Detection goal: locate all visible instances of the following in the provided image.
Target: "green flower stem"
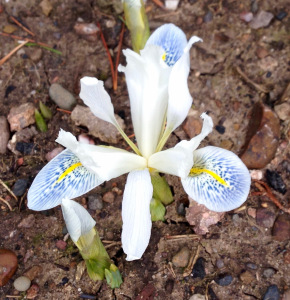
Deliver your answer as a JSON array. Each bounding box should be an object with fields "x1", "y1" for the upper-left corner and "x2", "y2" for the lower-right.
[{"x1": 75, "y1": 228, "x2": 122, "y2": 288}]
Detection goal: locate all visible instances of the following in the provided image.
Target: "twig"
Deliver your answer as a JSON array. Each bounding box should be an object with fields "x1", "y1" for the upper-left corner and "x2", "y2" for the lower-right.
[
  {"x1": 97, "y1": 23, "x2": 115, "y2": 88},
  {"x1": 0, "y1": 32, "x2": 51, "y2": 48},
  {"x1": 151, "y1": 0, "x2": 165, "y2": 9},
  {"x1": 0, "y1": 179, "x2": 18, "y2": 201},
  {"x1": 253, "y1": 180, "x2": 290, "y2": 213},
  {"x1": 183, "y1": 244, "x2": 201, "y2": 277},
  {"x1": 0, "y1": 197, "x2": 13, "y2": 211},
  {"x1": 18, "y1": 189, "x2": 28, "y2": 211},
  {"x1": 104, "y1": 241, "x2": 121, "y2": 249},
  {"x1": 235, "y1": 66, "x2": 271, "y2": 93},
  {"x1": 113, "y1": 22, "x2": 125, "y2": 91},
  {"x1": 166, "y1": 262, "x2": 176, "y2": 278},
  {"x1": 10, "y1": 15, "x2": 35, "y2": 36},
  {"x1": 56, "y1": 108, "x2": 72, "y2": 114},
  {"x1": 5, "y1": 296, "x2": 22, "y2": 299},
  {"x1": 0, "y1": 40, "x2": 29, "y2": 67},
  {"x1": 165, "y1": 234, "x2": 200, "y2": 240}
]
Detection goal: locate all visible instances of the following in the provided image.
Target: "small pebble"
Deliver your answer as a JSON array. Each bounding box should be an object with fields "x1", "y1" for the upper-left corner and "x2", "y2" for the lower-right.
[
  {"x1": 250, "y1": 170, "x2": 263, "y2": 180},
  {"x1": 103, "y1": 191, "x2": 115, "y2": 203},
  {"x1": 0, "y1": 249, "x2": 18, "y2": 286},
  {"x1": 215, "y1": 274, "x2": 233, "y2": 286},
  {"x1": 177, "y1": 203, "x2": 186, "y2": 216},
  {"x1": 276, "y1": 11, "x2": 287, "y2": 21},
  {"x1": 49, "y1": 83, "x2": 76, "y2": 111},
  {"x1": 266, "y1": 71, "x2": 272, "y2": 78},
  {"x1": 74, "y1": 23, "x2": 99, "y2": 35},
  {"x1": 250, "y1": 11, "x2": 274, "y2": 29},
  {"x1": 39, "y1": 0, "x2": 53, "y2": 16},
  {"x1": 246, "y1": 262, "x2": 257, "y2": 270},
  {"x1": 192, "y1": 257, "x2": 206, "y2": 279},
  {"x1": 104, "y1": 77, "x2": 113, "y2": 89},
  {"x1": 55, "y1": 240, "x2": 67, "y2": 250},
  {"x1": 215, "y1": 125, "x2": 225, "y2": 134},
  {"x1": 263, "y1": 268, "x2": 276, "y2": 278},
  {"x1": 165, "y1": 0, "x2": 180, "y2": 10},
  {"x1": 60, "y1": 277, "x2": 69, "y2": 285},
  {"x1": 12, "y1": 179, "x2": 29, "y2": 197},
  {"x1": 15, "y1": 142, "x2": 36, "y2": 155},
  {"x1": 189, "y1": 295, "x2": 206, "y2": 300},
  {"x1": 240, "y1": 12, "x2": 253, "y2": 22},
  {"x1": 0, "y1": 116, "x2": 10, "y2": 154},
  {"x1": 203, "y1": 11, "x2": 213, "y2": 23},
  {"x1": 45, "y1": 147, "x2": 64, "y2": 161},
  {"x1": 7, "y1": 103, "x2": 35, "y2": 132},
  {"x1": 284, "y1": 251, "x2": 290, "y2": 264},
  {"x1": 263, "y1": 285, "x2": 280, "y2": 300},
  {"x1": 265, "y1": 170, "x2": 286, "y2": 194},
  {"x1": 88, "y1": 195, "x2": 103, "y2": 210},
  {"x1": 216, "y1": 259, "x2": 224, "y2": 269},
  {"x1": 274, "y1": 103, "x2": 290, "y2": 121},
  {"x1": 172, "y1": 247, "x2": 190, "y2": 268},
  {"x1": 13, "y1": 276, "x2": 31, "y2": 292}
]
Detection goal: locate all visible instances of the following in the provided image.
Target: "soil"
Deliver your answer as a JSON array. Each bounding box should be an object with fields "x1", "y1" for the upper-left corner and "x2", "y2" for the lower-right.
[{"x1": 0, "y1": 0, "x2": 289, "y2": 299}]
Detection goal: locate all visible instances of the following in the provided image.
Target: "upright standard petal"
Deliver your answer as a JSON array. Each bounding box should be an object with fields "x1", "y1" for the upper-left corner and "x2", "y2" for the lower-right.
[
  {"x1": 56, "y1": 129, "x2": 147, "y2": 181},
  {"x1": 181, "y1": 146, "x2": 251, "y2": 212},
  {"x1": 61, "y1": 198, "x2": 96, "y2": 243},
  {"x1": 119, "y1": 46, "x2": 170, "y2": 158},
  {"x1": 121, "y1": 169, "x2": 153, "y2": 261},
  {"x1": 150, "y1": 113, "x2": 213, "y2": 177},
  {"x1": 79, "y1": 77, "x2": 118, "y2": 126},
  {"x1": 145, "y1": 23, "x2": 187, "y2": 66},
  {"x1": 28, "y1": 149, "x2": 103, "y2": 211}
]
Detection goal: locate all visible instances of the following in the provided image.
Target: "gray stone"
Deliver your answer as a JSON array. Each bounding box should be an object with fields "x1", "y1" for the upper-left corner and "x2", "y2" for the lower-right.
[
  {"x1": 172, "y1": 247, "x2": 190, "y2": 268},
  {"x1": 12, "y1": 179, "x2": 29, "y2": 197},
  {"x1": 263, "y1": 268, "x2": 276, "y2": 278},
  {"x1": 49, "y1": 83, "x2": 76, "y2": 111},
  {"x1": 88, "y1": 195, "x2": 103, "y2": 210},
  {"x1": 7, "y1": 103, "x2": 35, "y2": 132},
  {"x1": 30, "y1": 48, "x2": 43, "y2": 62},
  {"x1": 250, "y1": 11, "x2": 274, "y2": 29},
  {"x1": 274, "y1": 103, "x2": 290, "y2": 121},
  {"x1": 189, "y1": 295, "x2": 206, "y2": 300},
  {"x1": 263, "y1": 285, "x2": 280, "y2": 300},
  {"x1": 13, "y1": 276, "x2": 31, "y2": 292},
  {"x1": 0, "y1": 116, "x2": 10, "y2": 154},
  {"x1": 71, "y1": 105, "x2": 125, "y2": 144}
]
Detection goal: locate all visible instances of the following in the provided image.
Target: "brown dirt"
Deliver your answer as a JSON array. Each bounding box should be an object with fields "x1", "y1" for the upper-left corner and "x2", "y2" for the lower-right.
[{"x1": 0, "y1": 0, "x2": 289, "y2": 299}]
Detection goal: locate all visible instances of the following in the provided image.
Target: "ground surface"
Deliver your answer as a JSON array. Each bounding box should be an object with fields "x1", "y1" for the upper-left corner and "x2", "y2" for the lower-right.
[{"x1": 0, "y1": 0, "x2": 289, "y2": 299}]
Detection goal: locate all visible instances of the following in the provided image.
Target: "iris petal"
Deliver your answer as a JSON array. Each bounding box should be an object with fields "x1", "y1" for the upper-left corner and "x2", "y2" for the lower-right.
[
  {"x1": 121, "y1": 169, "x2": 153, "y2": 261},
  {"x1": 181, "y1": 146, "x2": 251, "y2": 212},
  {"x1": 145, "y1": 23, "x2": 187, "y2": 66},
  {"x1": 61, "y1": 198, "x2": 96, "y2": 243},
  {"x1": 28, "y1": 149, "x2": 103, "y2": 211}
]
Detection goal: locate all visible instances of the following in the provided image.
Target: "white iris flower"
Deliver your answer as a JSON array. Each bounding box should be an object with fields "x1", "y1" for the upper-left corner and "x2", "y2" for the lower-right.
[{"x1": 28, "y1": 24, "x2": 250, "y2": 261}]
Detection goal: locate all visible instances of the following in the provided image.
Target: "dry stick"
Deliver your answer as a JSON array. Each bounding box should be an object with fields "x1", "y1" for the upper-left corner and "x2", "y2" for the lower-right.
[
  {"x1": 10, "y1": 15, "x2": 35, "y2": 36},
  {"x1": 235, "y1": 66, "x2": 271, "y2": 93},
  {"x1": 0, "y1": 40, "x2": 29, "y2": 67},
  {"x1": 0, "y1": 197, "x2": 13, "y2": 211},
  {"x1": 183, "y1": 244, "x2": 201, "y2": 277},
  {"x1": 254, "y1": 180, "x2": 290, "y2": 213},
  {"x1": 0, "y1": 32, "x2": 51, "y2": 48},
  {"x1": 56, "y1": 108, "x2": 72, "y2": 114},
  {"x1": 97, "y1": 23, "x2": 116, "y2": 87},
  {"x1": 167, "y1": 262, "x2": 176, "y2": 278},
  {"x1": 153, "y1": 11, "x2": 180, "y2": 20},
  {"x1": 18, "y1": 189, "x2": 28, "y2": 211},
  {"x1": 104, "y1": 241, "x2": 122, "y2": 249},
  {"x1": 0, "y1": 178, "x2": 17, "y2": 201},
  {"x1": 151, "y1": 0, "x2": 165, "y2": 9},
  {"x1": 113, "y1": 22, "x2": 125, "y2": 91},
  {"x1": 165, "y1": 234, "x2": 200, "y2": 240}
]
